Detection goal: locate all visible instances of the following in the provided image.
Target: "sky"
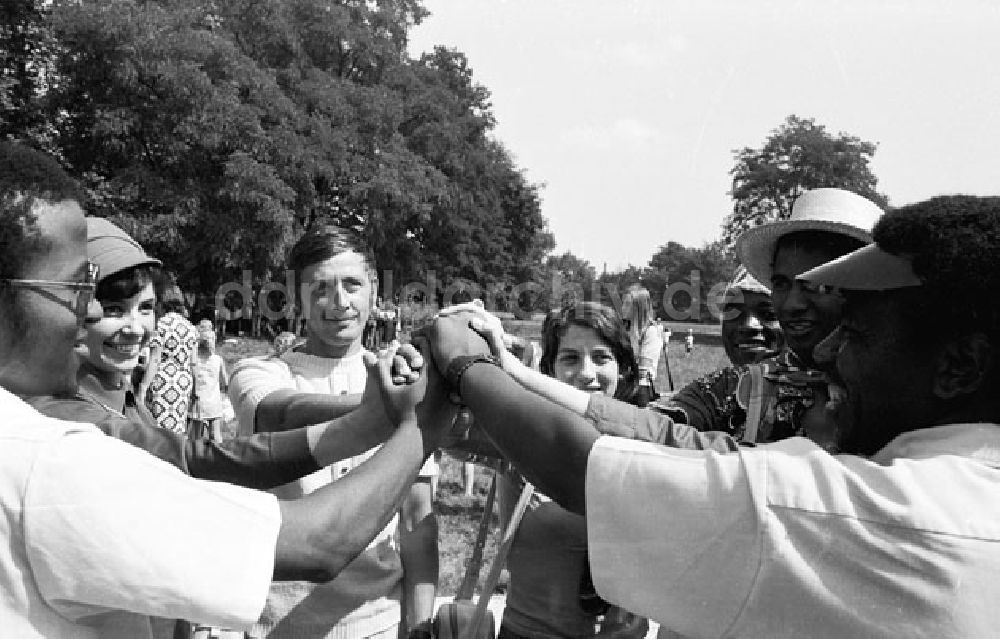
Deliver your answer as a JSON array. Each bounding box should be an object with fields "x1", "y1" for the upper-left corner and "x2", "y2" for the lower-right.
[{"x1": 407, "y1": 0, "x2": 1000, "y2": 272}]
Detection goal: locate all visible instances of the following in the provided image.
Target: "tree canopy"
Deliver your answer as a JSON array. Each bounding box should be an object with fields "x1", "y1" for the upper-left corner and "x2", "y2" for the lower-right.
[
  {"x1": 2, "y1": 0, "x2": 553, "y2": 300},
  {"x1": 723, "y1": 115, "x2": 889, "y2": 246}
]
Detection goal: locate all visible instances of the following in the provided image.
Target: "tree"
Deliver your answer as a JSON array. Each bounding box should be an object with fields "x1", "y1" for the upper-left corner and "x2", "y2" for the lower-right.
[
  {"x1": 723, "y1": 115, "x2": 889, "y2": 246},
  {"x1": 32, "y1": 0, "x2": 552, "y2": 302},
  {"x1": 643, "y1": 240, "x2": 736, "y2": 322},
  {"x1": 0, "y1": 0, "x2": 61, "y2": 149}
]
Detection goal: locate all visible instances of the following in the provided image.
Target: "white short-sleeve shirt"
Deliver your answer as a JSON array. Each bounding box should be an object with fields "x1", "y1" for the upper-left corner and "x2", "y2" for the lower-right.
[
  {"x1": 0, "y1": 387, "x2": 280, "y2": 639},
  {"x1": 586, "y1": 425, "x2": 1000, "y2": 639}
]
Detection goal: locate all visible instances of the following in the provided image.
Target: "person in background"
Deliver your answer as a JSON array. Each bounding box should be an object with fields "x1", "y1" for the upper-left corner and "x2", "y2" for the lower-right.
[
  {"x1": 646, "y1": 266, "x2": 782, "y2": 435},
  {"x1": 0, "y1": 141, "x2": 458, "y2": 639},
  {"x1": 620, "y1": 284, "x2": 663, "y2": 407},
  {"x1": 718, "y1": 266, "x2": 782, "y2": 367},
  {"x1": 190, "y1": 326, "x2": 228, "y2": 442},
  {"x1": 229, "y1": 224, "x2": 438, "y2": 639},
  {"x1": 144, "y1": 284, "x2": 198, "y2": 432},
  {"x1": 683, "y1": 329, "x2": 694, "y2": 355}
]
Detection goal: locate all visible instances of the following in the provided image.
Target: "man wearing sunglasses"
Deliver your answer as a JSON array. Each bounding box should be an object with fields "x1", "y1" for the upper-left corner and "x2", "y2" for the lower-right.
[{"x1": 0, "y1": 142, "x2": 458, "y2": 638}]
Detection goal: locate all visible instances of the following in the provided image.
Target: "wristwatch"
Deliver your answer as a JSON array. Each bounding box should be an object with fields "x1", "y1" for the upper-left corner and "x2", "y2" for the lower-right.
[{"x1": 444, "y1": 353, "x2": 500, "y2": 398}]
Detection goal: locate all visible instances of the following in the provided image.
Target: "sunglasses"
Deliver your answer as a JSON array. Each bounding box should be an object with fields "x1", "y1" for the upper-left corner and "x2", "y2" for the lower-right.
[{"x1": 0, "y1": 262, "x2": 101, "y2": 325}]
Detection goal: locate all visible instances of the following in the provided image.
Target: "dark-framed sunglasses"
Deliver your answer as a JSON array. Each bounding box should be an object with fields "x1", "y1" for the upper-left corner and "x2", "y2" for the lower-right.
[{"x1": 0, "y1": 262, "x2": 100, "y2": 324}]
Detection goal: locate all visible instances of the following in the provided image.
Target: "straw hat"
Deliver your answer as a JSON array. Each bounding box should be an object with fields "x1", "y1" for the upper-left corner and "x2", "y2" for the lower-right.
[{"x1": 735, "y1": 188, "x2": 883, "y2": 285}]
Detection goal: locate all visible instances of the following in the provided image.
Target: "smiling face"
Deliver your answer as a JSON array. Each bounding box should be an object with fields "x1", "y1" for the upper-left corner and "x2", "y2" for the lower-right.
[
  {"x1": 552, "y1": 324, "x2": 621, "y2": 397},
  {"x1": 770, "y1": 243, "x2": 848, "y2": 367},
  {"x1": 814, "y1": 291, "x2": 940, "y2": 455},
  {"x1": 82, "y1": 281, "x2": 157, "y2": 376},
  {"x1": 300, "y1": 250, "x2": 374, "y2": 358},
  {"x1": 721, "y1": 290, "x2": 783, "y2": 366}
]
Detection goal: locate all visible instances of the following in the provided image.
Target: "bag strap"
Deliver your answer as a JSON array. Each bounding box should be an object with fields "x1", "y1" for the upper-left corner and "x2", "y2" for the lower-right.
[
  {"x1": 455, "y1": 471, "x2": 498, "y2": 601},
  {"x1": 467, "y1": 481, "x2": 535, "y2": 638},
  {"x1": 661, "y1": 341, "x2": 674, "y2": 392},
  {"x1": 743, "y1": 364, "x2": 765, "y2": 444}
]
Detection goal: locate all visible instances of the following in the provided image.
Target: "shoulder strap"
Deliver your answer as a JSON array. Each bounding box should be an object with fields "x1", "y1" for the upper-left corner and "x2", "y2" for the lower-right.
[
  {"x1": 469, "y1": 480, "x2": 535, "y2": 638},
  {"x1": 455, "y1": 471, "x2": 498, "y2": 601},
  {"x1": 743, "y1": 364, "x2": 765, "y2": 444}
]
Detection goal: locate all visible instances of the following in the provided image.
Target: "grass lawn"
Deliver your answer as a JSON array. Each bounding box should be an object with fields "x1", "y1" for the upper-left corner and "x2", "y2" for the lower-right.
[{"x1": 217, "y1": 326, "x2": 729, "y2": 596}]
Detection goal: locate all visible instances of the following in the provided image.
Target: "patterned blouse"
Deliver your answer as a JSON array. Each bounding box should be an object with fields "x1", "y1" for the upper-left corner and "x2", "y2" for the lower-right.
[
  {"x1": 655, "y1": 350, "x2": 829, "y2": 444},
  {"x1": 146, "y1": 312, "x2": 199, "y2": 433}
]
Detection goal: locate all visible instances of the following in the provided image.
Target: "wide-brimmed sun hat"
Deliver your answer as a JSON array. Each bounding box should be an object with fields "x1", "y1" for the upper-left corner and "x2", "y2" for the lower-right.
[
  {"x1": 735, "y1": 188, "x2": 883, "y2": 285},
  {"x1": 87, "y1": 217, "x2": 161, "y2": 281}
]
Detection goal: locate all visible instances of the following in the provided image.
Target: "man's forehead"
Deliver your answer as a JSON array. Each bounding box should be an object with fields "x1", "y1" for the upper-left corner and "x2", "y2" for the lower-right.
[{"x1": 301, "y1": 251, "x2": 373, "y2": 278}]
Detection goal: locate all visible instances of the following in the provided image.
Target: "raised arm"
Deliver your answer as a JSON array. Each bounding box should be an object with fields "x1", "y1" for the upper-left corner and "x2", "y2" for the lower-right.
[{"x1": 274, "y1": 345, "x2": 455, "y2": 581}]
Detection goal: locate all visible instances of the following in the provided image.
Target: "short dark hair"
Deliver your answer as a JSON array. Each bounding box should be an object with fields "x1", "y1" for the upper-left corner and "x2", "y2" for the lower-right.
[
  {"x1": 0, "y1": 142, "x2": 84, "y2": 280},
  {"x1": 288, "y1": 223, "x2": 375, "y2": 302},
  {"x1": 96, "y1": 265, "x2": 158, "y2": 303},
  {"x1": 774, "y1": 230, "x2": 866, "y2": 265},
  {"x1": 538, "y1": 300, "x2": 639, "y2": 403},
  {"x1": 873, "y1": 195, "x2": 1000, "y2": 347}
]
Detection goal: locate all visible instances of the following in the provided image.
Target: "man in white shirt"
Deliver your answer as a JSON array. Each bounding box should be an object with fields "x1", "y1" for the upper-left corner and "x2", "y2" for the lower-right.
[
  {"x1": 0, "y1": 143, "x2": 453, "y2": 638},
  {"x1": 413, "y1": 195, "x2": 1000, "y2": 638},
  {"x1": 230, "y1": 224, "x2": 438, "y2": 638}
]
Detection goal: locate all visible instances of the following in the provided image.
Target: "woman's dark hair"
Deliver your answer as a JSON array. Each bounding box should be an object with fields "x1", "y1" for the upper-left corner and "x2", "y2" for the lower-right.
[
  {"x1": 95, "y1": 265, "x2": 158, "y2": 303},
  {"x1": 538, "y1": 300, "x2": 639, "y2": 403}
]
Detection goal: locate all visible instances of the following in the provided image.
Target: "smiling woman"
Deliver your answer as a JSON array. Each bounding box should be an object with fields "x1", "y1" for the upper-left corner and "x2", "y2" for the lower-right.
[{"x1": 74, "y1": 218, "x2": 163, "y2": 423}]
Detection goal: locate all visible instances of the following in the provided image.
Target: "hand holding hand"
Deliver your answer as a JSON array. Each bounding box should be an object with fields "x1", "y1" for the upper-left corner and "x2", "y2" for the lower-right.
[
  {"x1": 389, "y1": 340, "x2": 424, "y2": 385},
  {"x1": 365, "y1": 340, "x2": 461, "y2": 451},
  {"x1": 437, "y1": 300, "x2": 506, "y2": 359},
  {"x1": 418, "y1": 314, "x2": 492, "y2": 375}
]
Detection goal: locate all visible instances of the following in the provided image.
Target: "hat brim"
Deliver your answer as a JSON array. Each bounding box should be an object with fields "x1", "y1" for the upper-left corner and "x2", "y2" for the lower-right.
[
  {"x1": 735, "y1": 219, "x2": 872, "y2": 286},
  {"x1": 797, "y1": 243, "x2": 922, "y2": 291}
]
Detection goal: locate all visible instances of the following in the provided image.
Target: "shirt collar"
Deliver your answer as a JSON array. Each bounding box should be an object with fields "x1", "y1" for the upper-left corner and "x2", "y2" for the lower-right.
[
  {"x1": 873, "y1": 423, "x2": 1000, "y2": 468},
  {"x1": 76, "y1": 365, "x2": 129, "y2": 414}
]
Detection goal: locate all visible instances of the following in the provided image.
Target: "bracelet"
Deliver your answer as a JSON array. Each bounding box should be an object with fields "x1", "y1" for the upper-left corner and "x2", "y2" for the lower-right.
[{"x1": 444, "y1": 353, "x2": 500, "y2": 399}]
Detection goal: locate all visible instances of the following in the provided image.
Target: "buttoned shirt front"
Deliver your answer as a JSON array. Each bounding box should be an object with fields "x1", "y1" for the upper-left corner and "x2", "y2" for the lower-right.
[{"x1": 585, "y1": 423, "x2": 1000, "y2": 638}]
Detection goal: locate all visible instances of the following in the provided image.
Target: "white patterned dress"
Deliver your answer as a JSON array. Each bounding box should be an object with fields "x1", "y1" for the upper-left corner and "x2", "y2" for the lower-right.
[{"x1": 146, "y1": 311, "x2": 198, "y2": 433}]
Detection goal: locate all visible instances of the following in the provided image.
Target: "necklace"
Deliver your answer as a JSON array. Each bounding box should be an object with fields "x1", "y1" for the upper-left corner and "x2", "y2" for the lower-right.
[{"x1": 77, "y1": 389, "x2": 127, "y2": 419}]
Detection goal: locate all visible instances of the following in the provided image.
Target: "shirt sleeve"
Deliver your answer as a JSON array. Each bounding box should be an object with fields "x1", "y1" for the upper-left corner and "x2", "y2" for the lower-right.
[
  {"x1": 229, "y1": 356, "x2": 296, "y2": 432},
  {"x1": 585, "y1": 436, "x2": 762, "y2": 637},
  {"x1": 24, "y1": 428, "x2": 280, "y2": 630},
  {"x1": 584, "y1": 394, "x2": 740, "y2": 453},
  {"x1": 666, "y1": 367, "x2": 745, "y2": 434}
]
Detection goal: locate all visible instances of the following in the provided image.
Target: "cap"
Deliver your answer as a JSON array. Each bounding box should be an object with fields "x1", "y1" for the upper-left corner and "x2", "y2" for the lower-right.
[
  {"x1": 735, "y1": 188, "x2": 882, "y2": 285},
  {"x1": 87, "y1": 217, "x2": 161, "y2": 281},
  {"x1": 726, "y1": 265, "x2": 769, "y2": 296},
  {"x1": 798, "y1": 243, "x2": 923, "y2": 291}
]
